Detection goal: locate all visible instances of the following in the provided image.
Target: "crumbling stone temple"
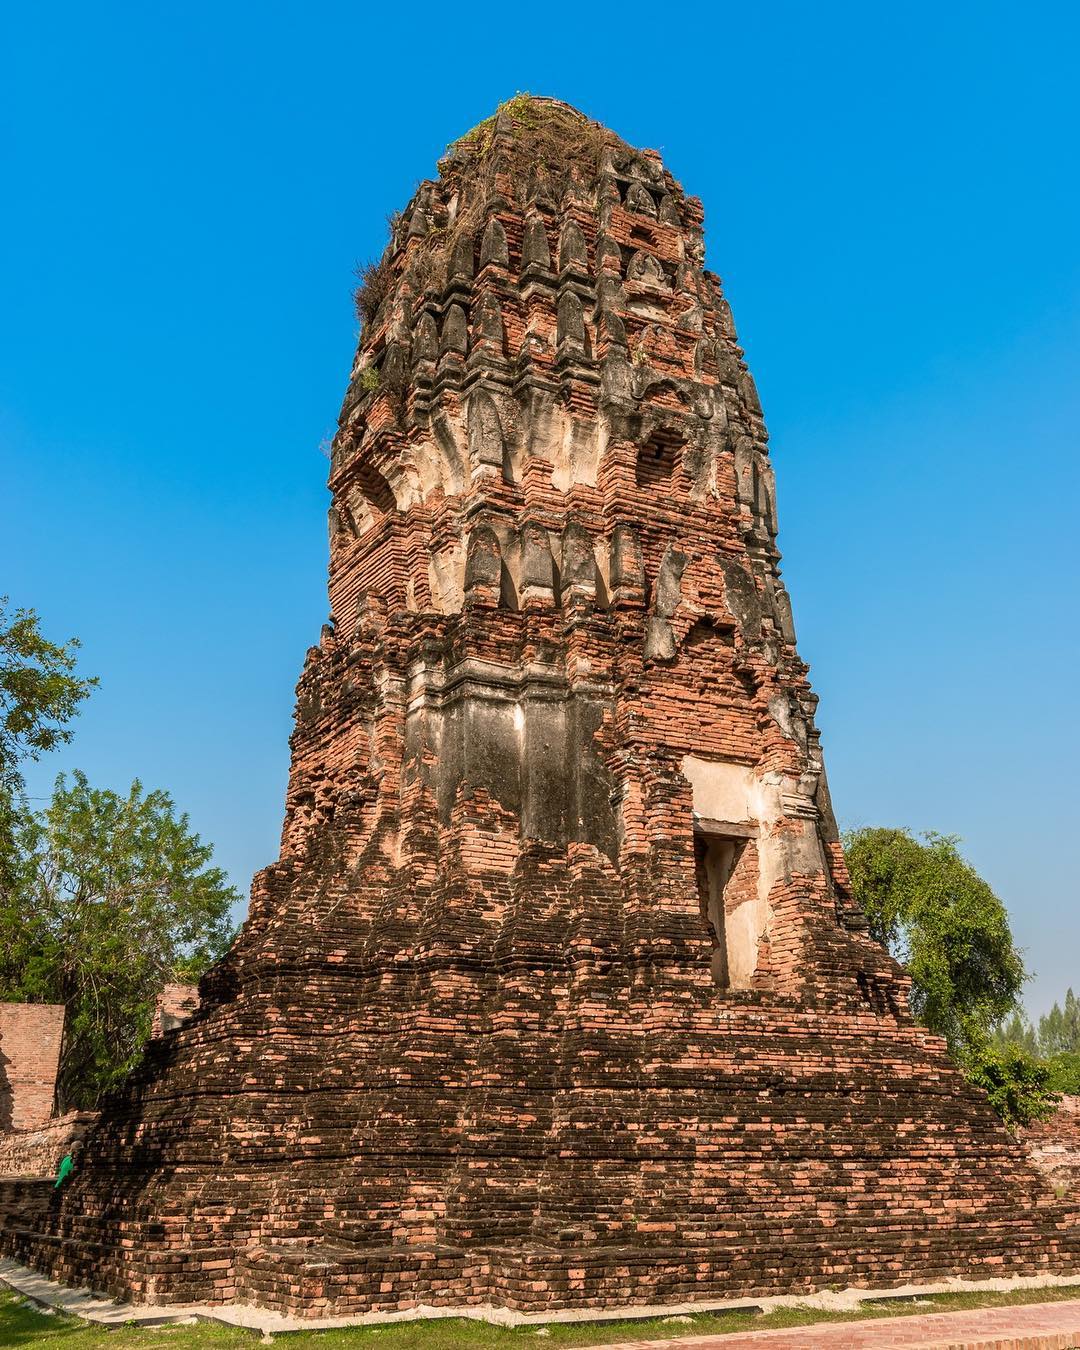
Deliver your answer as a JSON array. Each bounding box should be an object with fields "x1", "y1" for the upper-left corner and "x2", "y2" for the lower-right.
[{"x1": 4, "y1": 97, "x2": 1078, "y2": 1319}]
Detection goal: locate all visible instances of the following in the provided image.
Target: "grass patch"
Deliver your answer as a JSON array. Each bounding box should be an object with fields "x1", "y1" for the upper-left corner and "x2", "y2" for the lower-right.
[{"x1": 3, "y1": 1283, "x2": 1080, "y2": 1348}]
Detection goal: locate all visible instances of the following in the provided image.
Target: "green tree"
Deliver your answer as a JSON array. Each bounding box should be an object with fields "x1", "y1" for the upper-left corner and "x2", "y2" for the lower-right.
[
  {"x1": 1045, "y1": 1052, "x2": 1080, "y2": 1095},
  {"x1": 990, "y1": 997, "x2": 1080, "y2": 1103},
  {"x1": 843, "y1": 827, "x2": 1026, "y2": 1054},
  {"x1": 0, "y1": 771, "x2": 237, "y2": 1109},
  {"x1": 842, "y1": 827, "x2": 1058, "y2": 1126},
  {"x1": 0, "y1": 598, "x2": 96, "y2": 884},
  {"x1": 1038, "y1": 988, "x2": 1080, "y2": 1056},
  {"x1": 993, "y1": 1010, "x2": 1039, "y2": 1056},
  {"x1": 964, "y1": 1041, "x2": 1058, "y2": 1129},
  {"x1": 0, "y1": 597, "x2": 96, "y2": 794}
]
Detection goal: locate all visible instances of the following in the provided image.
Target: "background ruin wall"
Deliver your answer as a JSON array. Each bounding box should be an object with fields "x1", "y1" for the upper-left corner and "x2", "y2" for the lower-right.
[
  {"x1": 0, "y1": 1003, "x2": 64, "y2": 1132},
  {"x1": 1021, "y1": 1097, "x2": 1080, "y2": 1197}
]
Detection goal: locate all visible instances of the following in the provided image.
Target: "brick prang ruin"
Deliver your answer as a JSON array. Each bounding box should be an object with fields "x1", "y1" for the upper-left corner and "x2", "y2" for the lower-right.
[{"x1": 5, "y1": 97, "x2": 1079, "y2": 1317}]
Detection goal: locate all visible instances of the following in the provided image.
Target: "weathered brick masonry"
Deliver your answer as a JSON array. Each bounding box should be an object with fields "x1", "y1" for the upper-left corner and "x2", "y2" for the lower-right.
[
  {"x1": 0, "y1": 1003, "x2": 64, "y2": 1131},
  {"x1": 0, "y1": 1112, "x2": 97, "y2": 1180},
  {"x1": 150, "y1": 984, "x2": 200, "y2": 1040},
  {"x1": 1020, "y1": 1097, "x2": 1080, "y2": 1197},
  {"x1": 4, "y1": 98, "x2": 1078, "y2": 1317}
]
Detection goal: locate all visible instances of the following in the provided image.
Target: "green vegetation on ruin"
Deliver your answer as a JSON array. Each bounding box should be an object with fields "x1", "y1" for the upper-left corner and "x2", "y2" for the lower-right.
[
  {"x1": 5, "y1": 1284, "x2": 1080, "y2": 1348},
  {"x1": 448, "y1": 93, "x2": 625, "y2": 189},
  {"x1": 995, "y1": 989, "x2": 1080, "y2": 1098},
  {"x1": 451, "y1": 93, "x2": 563, "y2": 157}
]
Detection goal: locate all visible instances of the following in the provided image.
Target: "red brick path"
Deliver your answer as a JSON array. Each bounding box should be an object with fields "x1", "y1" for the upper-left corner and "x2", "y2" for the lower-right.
[{"x1": 581, "y1": 1299, "x2": 1080, "y2": 1349}]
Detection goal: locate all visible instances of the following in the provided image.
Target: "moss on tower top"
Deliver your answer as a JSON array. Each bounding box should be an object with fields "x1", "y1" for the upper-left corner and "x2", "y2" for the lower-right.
[
  {"x1": 353, "y1": 96, "x2": 677, "y2": 334},
  {"x1": 446, "y1": 93, "x2": 629, "y2": 186}
]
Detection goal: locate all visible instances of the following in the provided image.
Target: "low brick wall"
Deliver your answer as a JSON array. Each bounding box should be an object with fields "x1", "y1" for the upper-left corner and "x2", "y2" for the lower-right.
[
  {"x1": 1020, "y1": 1095, "x2": 1080, "y2": 1194},
  {"x1": 0, "y1": 1111, "x2": 98, "y2": 1179},
  {"x1": 0, "y1": 1003, "x2": 65, "y2": 1130}
]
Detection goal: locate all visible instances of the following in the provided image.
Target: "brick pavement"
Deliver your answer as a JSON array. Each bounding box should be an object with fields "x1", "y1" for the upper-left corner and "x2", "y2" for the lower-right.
[{"x1": 580, "y1": 1298, "x2": 1080, "y2": 1350}]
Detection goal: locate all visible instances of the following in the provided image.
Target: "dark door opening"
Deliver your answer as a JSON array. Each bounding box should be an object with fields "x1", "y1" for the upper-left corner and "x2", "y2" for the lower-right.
[{"x1": 694, "y1": 830, "x2": 747, "y2": 989}]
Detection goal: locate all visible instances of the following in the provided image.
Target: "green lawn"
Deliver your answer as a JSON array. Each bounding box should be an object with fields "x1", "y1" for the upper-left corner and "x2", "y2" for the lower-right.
[{"x1": 3, "y1": 1285, "x2": 1080, "y2": 1349}]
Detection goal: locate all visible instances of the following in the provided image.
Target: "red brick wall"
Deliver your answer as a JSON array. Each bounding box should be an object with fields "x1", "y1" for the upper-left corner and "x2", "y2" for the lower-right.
[
  {"x1": 0, "y1": 1110, "x2": 97, "y2": 1179},
  {"x1": 1020, "y1": 1095, "x2": 1080, "y2": 1196},
  {"x1": 0, "y1": 1004, "x2": 65, "y2": 1131}
]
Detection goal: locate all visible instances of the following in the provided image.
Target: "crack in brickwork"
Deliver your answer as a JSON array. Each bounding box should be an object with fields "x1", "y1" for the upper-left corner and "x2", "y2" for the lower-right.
[{"x1": 3, "y1": 97, "x2": 1078, "y2": 1319}]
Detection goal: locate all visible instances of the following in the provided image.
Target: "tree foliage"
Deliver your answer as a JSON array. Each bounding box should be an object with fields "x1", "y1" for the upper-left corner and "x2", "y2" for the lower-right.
[
  {"x1": 843, "y1": 827, "x2": 1026, "y2": 1053},
  {"x1": 993, "y1": 1010, "x2": 1039, "y2": 1056},
  {"x1": 0, "y1": 598, "x2": 97, "y2": 888},
  {"x1": 964, "y1": 1041, "x2": 1059, "y2": 1129},
  {"x1": 843, "y1": 826, "x2": 1061, "y2": 1126},
  {"x1": 0, "y1": 597, "x2": 96, "y2": 795},
  {"x1": 994, "y1": 989, "x2": 1080, "y2": 1098},
  {"x1": 0, "y1": 771, "x2": 237, "y2": 1109},
  {"x1": 1038, "y1": 989, "x2": 1080, "y2": 1056},
  {"x1": 1046, "y1": 1053, "x2": 1080, "y2": 1095}
]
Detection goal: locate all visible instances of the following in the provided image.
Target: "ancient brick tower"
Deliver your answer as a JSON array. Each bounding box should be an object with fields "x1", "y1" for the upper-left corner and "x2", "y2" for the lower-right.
[{"x1": 6, "y1": 97, "x2": 1078, "y2": 1317}]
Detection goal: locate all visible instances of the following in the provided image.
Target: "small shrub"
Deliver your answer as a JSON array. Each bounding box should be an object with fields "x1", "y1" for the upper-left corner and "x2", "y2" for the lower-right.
[
  {"x1": 1046, "y1": 1051, "x2": 1080, "y2": 1095},
  {"x1": 963, "y1": 1041, "x2": 1060, "y2": 1129},
  {"x1": 450, "y1": 93, "x2": 628, "y2": 189},
  {"x1": 353, "y1": 253, "x2": 393, "y2": 331}
]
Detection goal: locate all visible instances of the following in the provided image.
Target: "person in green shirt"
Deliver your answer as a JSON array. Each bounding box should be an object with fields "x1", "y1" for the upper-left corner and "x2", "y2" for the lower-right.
[{"x1": 54, "y1": 1152, "x2": 74, "y2": 1189}]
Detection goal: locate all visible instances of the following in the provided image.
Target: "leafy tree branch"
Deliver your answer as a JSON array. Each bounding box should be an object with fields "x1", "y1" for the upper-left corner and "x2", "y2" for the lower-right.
[
  {"x1": 0, "y1": 596, "x2": 97, "y2": 795},
  {"x1": 844, "y1": 826, "x2": 1055, "y2": 1126}
]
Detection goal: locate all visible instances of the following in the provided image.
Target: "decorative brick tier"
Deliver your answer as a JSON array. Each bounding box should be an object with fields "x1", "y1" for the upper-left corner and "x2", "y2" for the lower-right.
[{"x1": 5, "y1": 97, "x2": 1077, "y2": 1316}]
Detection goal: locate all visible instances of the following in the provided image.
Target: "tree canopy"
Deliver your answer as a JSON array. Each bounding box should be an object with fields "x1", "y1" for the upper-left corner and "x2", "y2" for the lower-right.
[
  {"x1": 963, "y1": 1041, "x2": 1059, "y2": 1130},
  {"x1": 1038, "y1": 988, "x2": 1080, "y2": 1056},
  {"x1": 0, "y1": 771, "x2": 237, "y2": 1108},
  {"x1": 842, "y1": 826, "x2": 1061, "y2": 1126},
  {"x1": 0, "y1": 598, "x2": 98, "y2": 890},
  {"x1": 0, "y1": 597, "x2": 96, "y2": 795},
  {"x1": 843, "y1": 827, "x2": 1026, "y2": 1055},
  {"x1": 0, "y1": 599, "x2": 236, "y2": 1108}
]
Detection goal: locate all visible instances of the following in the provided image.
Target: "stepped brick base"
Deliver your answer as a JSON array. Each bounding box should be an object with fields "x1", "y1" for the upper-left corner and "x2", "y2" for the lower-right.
[{"x1": 3, "y1": 995, "x2": 1078, "y2": 1316}]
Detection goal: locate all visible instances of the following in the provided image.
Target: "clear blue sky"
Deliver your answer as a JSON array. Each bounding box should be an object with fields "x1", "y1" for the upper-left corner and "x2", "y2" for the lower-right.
[{"x1": 3, "y1": 3, "x2": 1077, "y2": 1018}]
